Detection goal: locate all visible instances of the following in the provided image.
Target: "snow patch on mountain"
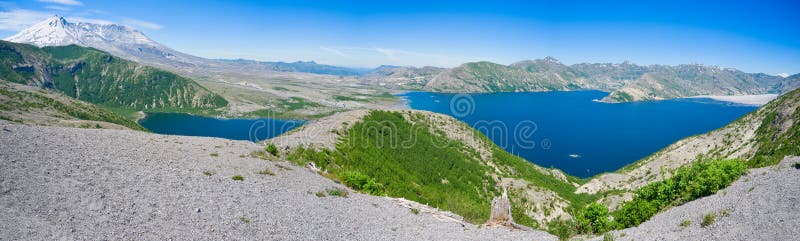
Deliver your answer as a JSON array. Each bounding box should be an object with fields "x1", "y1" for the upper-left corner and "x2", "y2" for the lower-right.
[{"x1": 4, "y1": 15, "x2": 207, "y2": 68}]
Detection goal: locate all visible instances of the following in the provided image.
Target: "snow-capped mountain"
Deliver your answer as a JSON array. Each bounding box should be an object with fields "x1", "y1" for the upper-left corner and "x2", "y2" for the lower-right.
[
  {"x1": 4, "y1": 15, "x2": 208, "y2": 69},
  {"x1": 3, "y1": 16, "x2": 378, "y2": 76}
]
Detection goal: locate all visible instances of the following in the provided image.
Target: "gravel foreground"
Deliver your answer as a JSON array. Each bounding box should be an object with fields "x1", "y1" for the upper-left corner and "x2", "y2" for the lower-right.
[
  {"x1": 0, "y1": 122, "x2": 555, "y2": 240},
  {"x1": 2, "y1": 121, "x2": 797, "y2": 241}
]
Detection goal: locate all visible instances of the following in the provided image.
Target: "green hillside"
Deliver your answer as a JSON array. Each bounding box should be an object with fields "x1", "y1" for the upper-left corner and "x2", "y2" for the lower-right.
[
  {"x1": 0, "y1": 81, "x2": 145, "y2": 130},
  {"x1": 285, "y1": 110, "x2": 590, "y2": 226},
  {"x1": 0, "y1": 41, "x2": 227, "y2": 112}
]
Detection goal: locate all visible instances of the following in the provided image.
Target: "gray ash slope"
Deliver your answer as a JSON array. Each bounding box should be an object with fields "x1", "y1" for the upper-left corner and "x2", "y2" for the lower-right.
[{"x1": 0, "y1": 121, "x2": 555, "y2": 240}]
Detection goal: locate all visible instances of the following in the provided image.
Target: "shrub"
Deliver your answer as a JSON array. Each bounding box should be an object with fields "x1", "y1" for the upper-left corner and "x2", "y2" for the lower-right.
[
  {"x1": 275, "y1": 163, "x2": 292, "y2": 170},
  {"x1": 613, "y1": 198, "x2": 657, "y2": 228},
  {"x1": 250, "y1": 150, "x2": 269, "y2": 160},
  {"x1": 327, "y1": 188, "x2": 349, "y2": 198},
  {"x1": 202, "y1": 171, "x2": 215, "y2": 176},
  {"x1": 680, "y1": 220, "x2": 692, "y2": 227},
  {"x1": 315, "y1": 191, "x2": 326, "y2": 197},
  {"x1": 575, "y1": 203, "x2": 610, "y2": 234},
  {"x1": 411, "y1": 208, "x2": 420, "y2": 215},
  {"x1": 341, "y1": 171, "x2": 370, "y2": 188},
  {"x1": 232, "y1": 175, "x2": 244, "y2": 181},
  {"x1": 210, "y1": 153, "x2": 219, "y2": 157},
  {"x1": 266, "y1": 143, "x2": 279, "y2": 157},
  {"x1": 547, "y1": 219, "x2": 577, "y2": 241},
  {"x1": 286, "y1": 145, "x2": 335, "y2": 167},
  {"x1": 257, "y1": 166, "x2": 275, "y2": 176},
  {"x1": 603, "y1": 233, "x2": 615, "y2": 241},
  {"x1": 341, "y1": 171, "x2": 385, "y2": 195},
  {"x1": 701, "y1": 213, "x2": 716, "y2": 227},
  {"x1": 612, "y1": 159, "x2": 746, "y2": 228}
]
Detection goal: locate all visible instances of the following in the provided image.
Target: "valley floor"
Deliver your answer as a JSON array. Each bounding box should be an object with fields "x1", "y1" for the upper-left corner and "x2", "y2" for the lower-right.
[
  {"x1": 0, "y1": 121, "x2": 554, "y2": 240},
  {"x1": 685, "y1": 94, "x2": 779, "y2": 106}
]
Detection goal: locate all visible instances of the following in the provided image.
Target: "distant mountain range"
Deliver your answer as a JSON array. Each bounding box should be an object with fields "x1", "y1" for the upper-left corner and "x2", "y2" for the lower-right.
[
  {"x1": 365, "y1": 57, "x2": 799, "y2": 102},
  {"x1": 217, "y1": 59, "x2": 370, "y2": 76},
  {"x1": 5, "y1": 16, "x2": 797, "y2": 102}
]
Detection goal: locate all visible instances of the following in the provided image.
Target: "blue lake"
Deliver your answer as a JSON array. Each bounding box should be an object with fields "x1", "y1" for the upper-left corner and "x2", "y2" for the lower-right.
[
  {"x1": 139, "y1": 112, "x2": 304, "y2": 142},
  {"x1": 402, "y1": 91, "x2": 757, "y2": 178}
]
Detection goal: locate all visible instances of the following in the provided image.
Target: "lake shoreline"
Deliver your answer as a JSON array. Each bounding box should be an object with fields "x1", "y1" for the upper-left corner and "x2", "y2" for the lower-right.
[
  {"x1": 402, "y1": 90, "x2": 758, "y2": 178},
  {"x1": 684, "y1": 94, "x2": 778, "y2": 106},
  {"x1": 139, "y1": 112, "x2": 305, "y2": 142}
]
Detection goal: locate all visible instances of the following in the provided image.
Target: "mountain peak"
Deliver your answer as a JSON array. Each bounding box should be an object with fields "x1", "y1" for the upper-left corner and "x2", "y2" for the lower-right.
[
  {"x1": 45, "y1": 15, "x2": 68, "y2": 26},
  {"x1": 3, "y1": 15, "x2": 188, "y2": 65},
  {"x1": 543, "y1": 56, "x2": 561, "y2": 64}
]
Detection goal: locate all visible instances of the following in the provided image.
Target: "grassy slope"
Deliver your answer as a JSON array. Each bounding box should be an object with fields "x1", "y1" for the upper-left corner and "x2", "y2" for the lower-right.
[
  {"x1": 286, "y1": 110, "x2": 596, "y2": 225},
  {"x1": 0, "y1": 41, "x2": 227, "y2": 114},
  {"x1": 746, "y1": 88, "x2": 800, "y2": 166},
  {"x1": 288, "y1": 111, "x2": 497, "y2": 222},
  {"x1": 0, "y1": 81, "x2": 145, "y2": 130}
]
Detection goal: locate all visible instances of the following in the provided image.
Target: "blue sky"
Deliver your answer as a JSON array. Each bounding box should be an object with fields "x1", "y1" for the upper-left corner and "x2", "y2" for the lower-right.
[{"x1": 0, "y1": 0, "x2": 798, "y2": 75}]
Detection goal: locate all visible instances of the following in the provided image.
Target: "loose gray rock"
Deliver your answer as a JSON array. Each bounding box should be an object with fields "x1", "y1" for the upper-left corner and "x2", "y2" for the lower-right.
[{"x1": 0, "y1": 121, "x2": 555, "y2": 240}]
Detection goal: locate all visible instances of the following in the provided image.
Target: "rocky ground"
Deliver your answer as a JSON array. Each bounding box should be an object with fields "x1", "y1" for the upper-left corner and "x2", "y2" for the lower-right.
[
  {"x1": 1, "y1": 111, "x2": 797, "y2": 240},
  {"x1": 593, "y1": 156, "x2": 800, "y2": 241},
  {"x1": 0, "y1": 121, "x2": 555, "y2": 240}
]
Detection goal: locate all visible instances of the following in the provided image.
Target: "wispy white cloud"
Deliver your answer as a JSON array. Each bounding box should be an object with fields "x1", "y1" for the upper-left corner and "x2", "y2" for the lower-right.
[
  {"x1": 0, "y1": 9, "x2": 51, "y2": 31},
  {"x1": 348, "y1": 46, "x2": 457, "y2": 61},
  {"x1": 37, "y1": 0, "x2": 82, "y2": 6},
  {"x1": 0, "y1": 8, "x2": 163, "y2": 32},
  {"x1": 86, "y1": 9, "x2": 110, "y2": 15},
  {"x1": 319, "y1": 46, "x2": 348, "y2": 58},
  {"x1": 315, "y1": 46, "x2": 470, "y2": 67},
  {"x1": 122, "y1": 18, "x2": 162, "y2": 30},
  {"x1": 374, "y1": 48, "x2": 398, "y2": 60},
  {"x1": 44, "y1": 5, "x2": 71, "y2": 11},
  {"x1": 67, "y1": 17, "x2": 114, "y2": 25}
]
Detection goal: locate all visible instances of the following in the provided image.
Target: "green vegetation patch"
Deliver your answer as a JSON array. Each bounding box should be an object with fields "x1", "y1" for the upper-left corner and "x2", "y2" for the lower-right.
[
  {"x1": 0, "y1": 41, "x2": 228, "y2": 112},
  {"x1": 257, "y1": 166, "x2": 275, "y2": 176},
  {"x1": 242, "y1": 108, "x2": 335, "y2": 120},
  {"x1": 266, "y1": 143, "x2": 279, "y2": 157},
  {"x1": 278, "y1": 97, "x2": 322, "y2": 111},
  {"x1": 749, "y1": 104, "x2": 800, "y2": 167},
  {"x1": 612, "y1": 91, "x2": 634, "y2": 102},
  {"x1": 547, "y1": 158, "x2": 746, "y2": 238},
  {"x1": 326, "y1": 187, "x2": 349, "y2": 197},
  {"x1": 701, "y1": 212, "x2": 716, "y2": 227},
  {"x1": 334, "y1": 95, "x2": 368, "y2": 102},
  {"x1": 0, "y1": 84, "x2": 146, "y2": 130},
  {"x1": 288, "y1": 110, "x2": 499, "y2": 223},
  {"x1": 613, "y1": 159, "x2": 746, "y2": 228}
]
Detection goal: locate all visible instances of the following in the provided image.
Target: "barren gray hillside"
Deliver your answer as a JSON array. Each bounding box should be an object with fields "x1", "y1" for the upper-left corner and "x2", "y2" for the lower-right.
[{"x1": 0, "y1": 121, "x2": 555, "y2": 240}]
